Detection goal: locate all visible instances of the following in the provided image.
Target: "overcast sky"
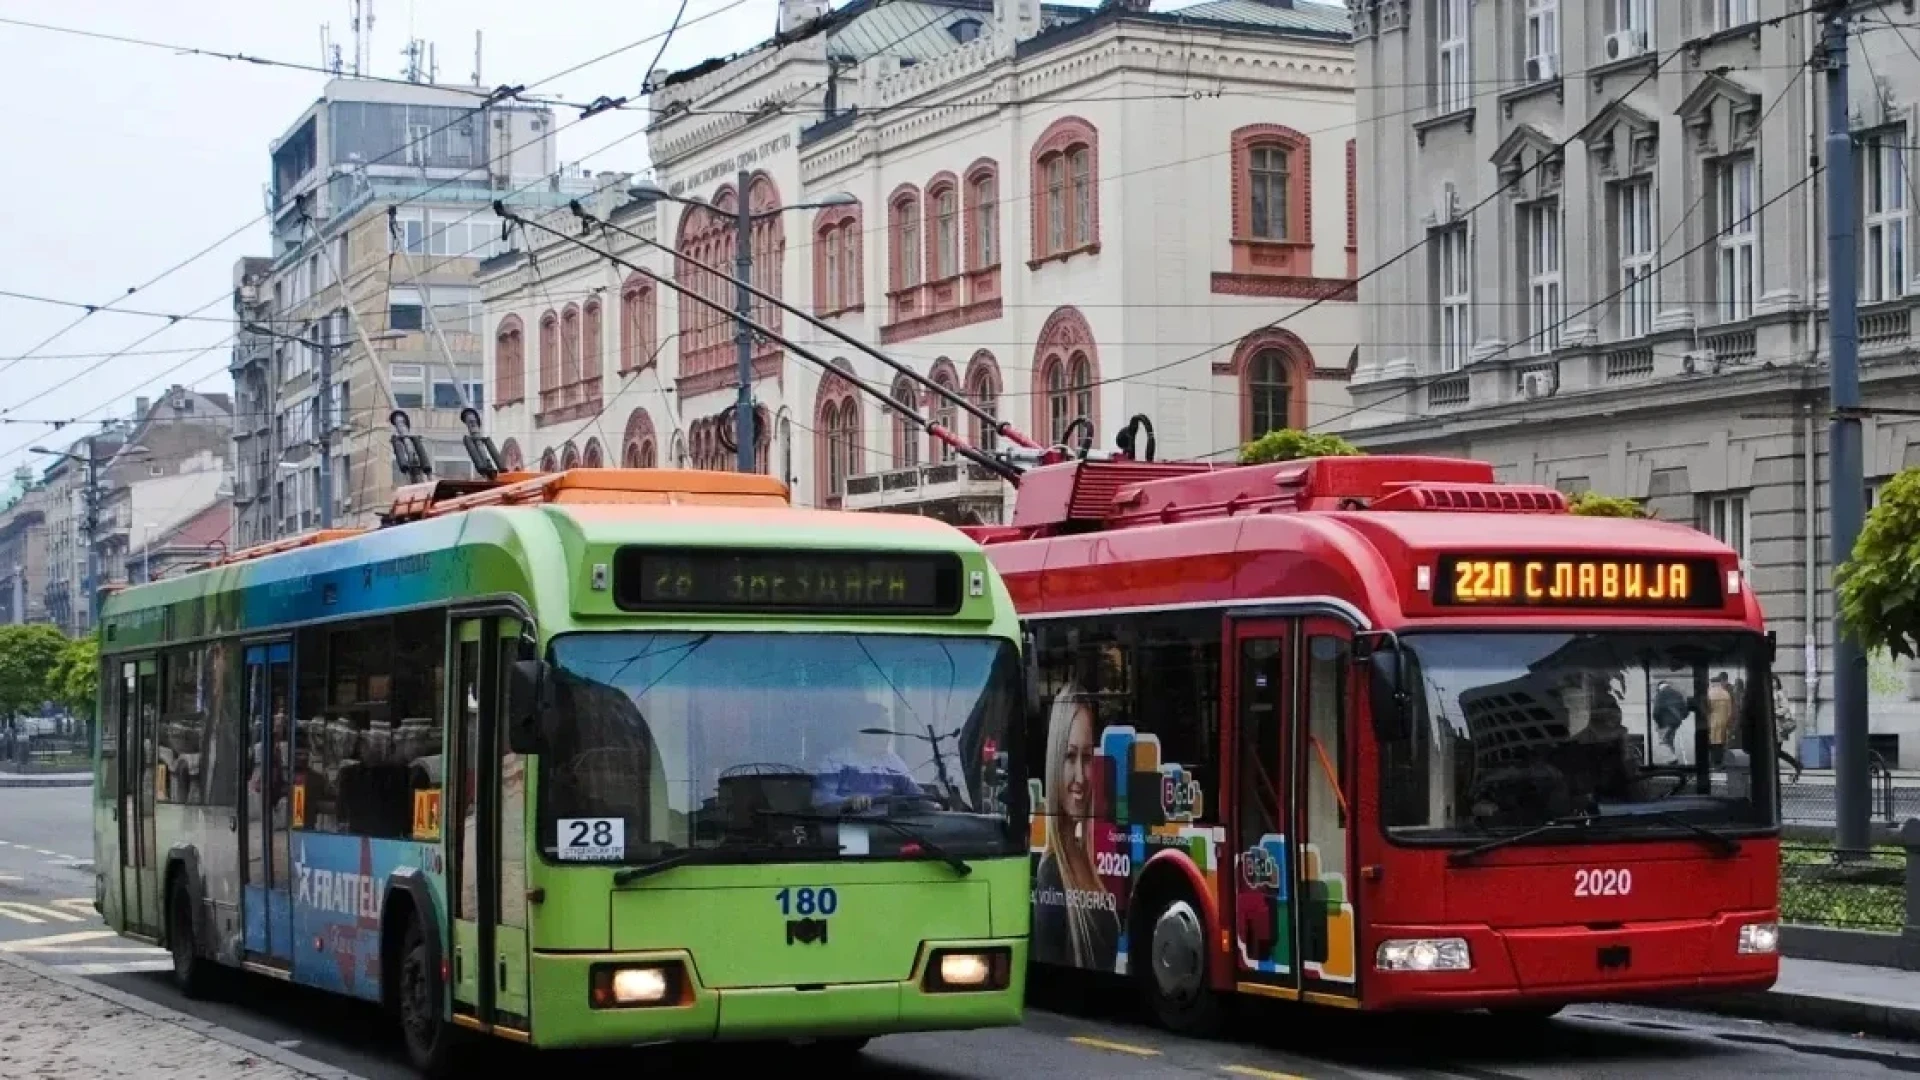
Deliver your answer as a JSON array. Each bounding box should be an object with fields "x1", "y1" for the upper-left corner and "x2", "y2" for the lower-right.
[{"x1": 0, "y1": 0, "x2": 830, "y2": 477}]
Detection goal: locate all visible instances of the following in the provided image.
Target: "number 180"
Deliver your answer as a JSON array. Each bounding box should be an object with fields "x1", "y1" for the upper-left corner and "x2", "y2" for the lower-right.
[{"x1": 776, "y1": 886, "x2": 838, "y2": 916}]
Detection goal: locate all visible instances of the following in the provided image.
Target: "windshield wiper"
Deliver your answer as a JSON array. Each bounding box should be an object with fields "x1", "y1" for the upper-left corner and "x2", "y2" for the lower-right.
[
  {"x1": 1597, "y1": 808, "x2": 1742, "y2": 856},
  {"x1": 613, "y1": 848, "x2": 701, "y2": 886},
  {"x1": 1449, "y1": 814, "x2": 1594, "y2": 867},
  {"x1": 611, "y1": 840, "x2": 836, "y2": 886},
  {"x1": 756, "y1": 808, "x2": 972, "y2": 877}
]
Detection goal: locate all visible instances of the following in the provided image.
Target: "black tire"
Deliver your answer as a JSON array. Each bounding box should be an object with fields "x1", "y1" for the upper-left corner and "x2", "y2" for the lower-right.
[
  {"x1": 1137, "y1": 889, "x2": 1224, "y2": 1037},
  {"x1": 397, "y1": 918, "x2": 461, "y2": 1077},
  {"x1": 167, "y1": 879, "x2": 215, "y2": 999}
]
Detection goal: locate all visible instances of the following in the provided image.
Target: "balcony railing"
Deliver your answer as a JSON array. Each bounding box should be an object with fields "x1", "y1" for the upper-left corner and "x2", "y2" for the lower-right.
[{"x1": 843, "y1": 461, "x2": 1010, "y2": 519}]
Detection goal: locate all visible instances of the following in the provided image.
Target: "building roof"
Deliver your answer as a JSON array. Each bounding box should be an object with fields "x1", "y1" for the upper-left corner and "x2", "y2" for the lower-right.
[
  {"x1": 137, "y1": 500, "x2": 231, "y2": 557},
  {"x1": 1163, "y1": 0, "x2": 1351, "y2": 34}
]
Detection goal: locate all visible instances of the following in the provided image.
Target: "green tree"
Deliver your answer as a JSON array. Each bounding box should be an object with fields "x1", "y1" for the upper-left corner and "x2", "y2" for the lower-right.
[
  {"x1": 1838, "y1": 466, "x2": 1920, "y2": 658},
  {"x1": 1565, "y1": 490, "x2": 1650, "y2": 518},
  {"x1": 1239, "y1": 429, "x2": 1364, "y2": 465},
  {"x1": 48, "y1": 632, "x2": 98, "y2": 721},
  {"x1": 0, "y1": 624, "x2": 72, "y2": 720}
]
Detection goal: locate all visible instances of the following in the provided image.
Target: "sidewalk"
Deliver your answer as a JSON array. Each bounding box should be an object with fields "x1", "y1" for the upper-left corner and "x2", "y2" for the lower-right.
[
  {"x1": 0, "y1": 950, "x2": 364, "y2": 1079},
  {"x1": 1698, "y1": 956, "x2": 1920, "y2": 1040}
]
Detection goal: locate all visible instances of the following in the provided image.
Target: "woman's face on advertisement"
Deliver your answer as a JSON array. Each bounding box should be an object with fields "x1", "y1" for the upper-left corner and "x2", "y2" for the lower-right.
[{"x1": 1062, "y1": 704, "x2": 1094, "y2": 817}]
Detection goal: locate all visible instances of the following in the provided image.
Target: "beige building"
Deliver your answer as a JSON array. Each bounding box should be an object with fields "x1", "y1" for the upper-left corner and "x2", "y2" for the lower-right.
[{"x1": 1343, "y1": 1, "x2": 1920, "y2": 762}]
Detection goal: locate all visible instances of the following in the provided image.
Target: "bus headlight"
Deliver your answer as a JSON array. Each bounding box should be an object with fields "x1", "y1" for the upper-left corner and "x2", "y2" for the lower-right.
[
  {"x1": 1376, "y1": 938, "x2": 1471, "y2": 972},
  {"x1": 589, "y1": 961, "x2": 686, "y2": 1008},
  {"x1": 923, "y1": 947, "x2": 1011, "y2": 992},
  {"x1": 1737, "y1": 922, "x2": 1779, "y2": 955}
]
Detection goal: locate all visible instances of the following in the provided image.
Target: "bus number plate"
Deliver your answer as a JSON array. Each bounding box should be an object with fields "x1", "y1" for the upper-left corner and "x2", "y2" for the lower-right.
[
  {"x1": 557, "y1": 817, "x2": 626, "y2": 861},
  {"x1": 1573, "y1": 868, "x2": 1632, "y2": 897},
  {"x1": 776, "y1": 887, "x2": 839, "y2": 917}
]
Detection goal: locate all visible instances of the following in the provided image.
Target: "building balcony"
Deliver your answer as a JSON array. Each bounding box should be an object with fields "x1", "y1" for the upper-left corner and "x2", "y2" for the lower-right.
[{"x1": 842, "y1": 460, "x2": 1010, "y2": 525}]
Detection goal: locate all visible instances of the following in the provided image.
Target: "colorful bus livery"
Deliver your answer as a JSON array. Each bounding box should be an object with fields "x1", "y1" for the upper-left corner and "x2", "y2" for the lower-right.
[{"x1": 93, "y1": 468, "x2": 1030, "y2": 1075}]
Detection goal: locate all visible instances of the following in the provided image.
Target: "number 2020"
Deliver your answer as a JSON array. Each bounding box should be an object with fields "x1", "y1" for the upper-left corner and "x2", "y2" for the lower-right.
[
  {"x1": 776, "y1": 886, "x2": 838, "y2": 916},
  {"x1": 1574, "y1": 868, "x2": 1632, "y2": 897}
]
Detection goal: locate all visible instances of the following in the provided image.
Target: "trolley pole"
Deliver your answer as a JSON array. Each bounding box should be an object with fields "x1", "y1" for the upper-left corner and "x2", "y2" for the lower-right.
[{"x1": 1822, "y1": 1, "x2": 1870, "y2": 856}]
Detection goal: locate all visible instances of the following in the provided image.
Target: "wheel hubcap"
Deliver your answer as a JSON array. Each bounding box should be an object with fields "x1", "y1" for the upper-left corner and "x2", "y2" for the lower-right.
[{"x1": 1150, "y1": 901, "x2": 1205, "y2": 1002}]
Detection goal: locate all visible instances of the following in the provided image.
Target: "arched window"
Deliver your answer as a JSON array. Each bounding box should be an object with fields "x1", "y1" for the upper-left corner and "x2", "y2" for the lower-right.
[
  {"x1": 581, "y1": 298, "x2": 604, "y2": 404},
  {"x1": 815, "y1": 203, "x2": 863, "y2": 315},
  {"x1": 561, "y1": 442, "x2": 580, "y2": 470},
  {"x1": 891, "y1": 377, "x2": 920, "y2": 469},
  {"x1": 1247, "y1": 350, "x2": 1291, "y2": 439},
  {"x1": 538, "y1": 447, "x2": 558, "y2": 472},
  {"x1": 1228, "y1": 124, "x2": 1314, "y2": 278},
  {"x1": 964, "y1": 161, "x2": 1000, "y2": 271},
  {"x1": 1031, "y1": 306, "x2": 1100, "y2": 445},
  {"x1": 930, "y1": 362, "x2": 959, "y2": 463},
  {"x1": 1249, "y1": 145, "x2": 1291, "y2": 240},
  {"x1": 622, "y1": 408, "x2": 657, "y2": 468},
  {"x1": 676, "y1": 188, "x2": 738, "y2": 378},
  {"x1": 815, "y1": 369, "x2": 863, "y2": 508},
  {"x1": 538, "y1": 311, "x2": 560, "y2": 412},
  {"x1": 745, "y1": 174, "x2": 786, "y2": 338},
  {"x1": 559, "y1": 304, "x2": 582, "y2": 404},
  {"x1": 964, "y1": 351, "x2": 1002, "y2": 452},
  {"x1": 499, "y1": 438, "x2": 524, "y2": 471},
  {"x1": 1031, "y1": 117, "x2": 1099, "y2": 260},
  {"x1": 583, "y1": 438, "x2": 604, "y2": 468},
  {"x1": 493, "y1": 316, "x2": 525, "y2": 406},
  {"x1": 890, "y1": 188, "x2": 923, "y2": 292}
]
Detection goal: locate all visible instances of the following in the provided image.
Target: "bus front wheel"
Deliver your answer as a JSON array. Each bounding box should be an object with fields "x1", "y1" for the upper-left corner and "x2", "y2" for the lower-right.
[
  {"x1": 397, "y1": 918, "x2": 461, "y2": 1076},
  {"x1": 1138, "y1": 890, "x2": 1223, "y2": 1036},
  {"x1": 167, "y1": 878, "x2": 215, "y2": 999}
]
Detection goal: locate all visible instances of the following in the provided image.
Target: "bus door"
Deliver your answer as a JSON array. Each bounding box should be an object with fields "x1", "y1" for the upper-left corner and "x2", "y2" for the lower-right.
[
  {"x1": 448, "y1": 614, "x2": 532, "y2": 1035},
  {"x1": 116, "y1": 658, "x2": 161, "y2": 937},
  {"x1": 241, "y1": 642, "x2": 295, "y2": 967},
  {"x1": 1228, "y1": 617, "x2": 1360, "y2": 1005}
]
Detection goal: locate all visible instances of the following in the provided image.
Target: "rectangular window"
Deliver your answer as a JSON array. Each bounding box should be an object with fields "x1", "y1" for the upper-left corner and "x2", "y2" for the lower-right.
[
  {"x1": 1436, "y1": 0, "x2": 1471, "y2": 113},
  {"x1": 1524, "y1": 0, "x2": 1559, "y2": 80},
  {"x1": 898, "y1": 205, "x2": 922, "y2": 290},
  {"x1": 432, "y1": 381, "x2": 485, "y2": 409},
  {"x1": 935, "y1": 188, "x2": 960, "y2": 279},
  {"x1": 1716, "y1": 0, "x2": 1756, "y2": 31},
  {"x1": 1435, "y1": 224, "x2": 1472, "y2": 372},
  {"x1": 157, "y1": 647, "x2": 207, "y2": 805},
  {"x1": 975, "y1": 176, "x2": 998, "y2": 267},
  {"x1": 1617, "y1": 179, "x2": 1656, "y2": 338},
  {"x1": 1862, "y1": 130, "x2": 1909, "y2": 304},
  {"x1": 1716, "y1": 154, "x2": 1758, "y2": 322},
  {"x1": 1249, "y1": 146, "x2": 1290, "y2": 240},
  {"x1": 1699, "y1": 493, "x2": 1750, "y2": 562},
  {"x1": 1526, "y1": 200, "x2": 1563, "y2": 353},
  {"x1": 1070, "y1": 149, "x2": 1093, "y2": 247},
  {"x1": 1610, "y1": 0, "x2": 1650, "y2": 37},
  {"x1": 392, "y1": 363, "x2": 426, "y2": 410},
  {"x1": 1045, "y1": 157, "x2": 1067, "y2": 254}
]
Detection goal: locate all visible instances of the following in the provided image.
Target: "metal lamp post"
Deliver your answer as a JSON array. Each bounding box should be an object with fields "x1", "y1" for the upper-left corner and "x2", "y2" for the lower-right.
[{"x1": 627, "y1": 179, "x2": 856, "y2": 472}]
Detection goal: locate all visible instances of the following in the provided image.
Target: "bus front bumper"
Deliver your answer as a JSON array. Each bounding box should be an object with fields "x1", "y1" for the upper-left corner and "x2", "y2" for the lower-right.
[
  {"x1": 1362, "y1": 911, "x2": 1780, "y2": 1010},
  {"x1": 525, "y1": 938, "x2": 1026, "y2": 1049}
]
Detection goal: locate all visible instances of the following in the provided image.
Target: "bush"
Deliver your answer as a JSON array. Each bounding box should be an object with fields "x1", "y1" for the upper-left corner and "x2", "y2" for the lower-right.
[
  {"x1": 1838, "y1": 466, "x2": 1920, "y2": 658},
  {"x1": 1565, "y1": 490, "x2": 1649, "y2": 518},
  {"x1": 1239, "y1": 429, "x2": 1364, "y2": 465}
]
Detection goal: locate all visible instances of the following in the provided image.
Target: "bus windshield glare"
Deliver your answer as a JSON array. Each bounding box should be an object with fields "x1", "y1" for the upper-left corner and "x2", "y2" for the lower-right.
[
  {"x1": 1380, "y1": 631, "x2": 1777, "y2": 838},
  {"x1": 538, "y1": 632, "x2": 1023, "y2": 864}
]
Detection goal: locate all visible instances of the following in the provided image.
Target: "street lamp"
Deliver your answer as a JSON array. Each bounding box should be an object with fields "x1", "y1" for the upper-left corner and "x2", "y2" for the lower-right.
[
  {"x1": 627, "y1": 179, "x2": 858, "y2": 472},
  {"x1": 243, "y1": 323, "x2": 404, "y2": 529},
  {"x1": 30, "y1": 441, "x2": 149, "y2": 632}
]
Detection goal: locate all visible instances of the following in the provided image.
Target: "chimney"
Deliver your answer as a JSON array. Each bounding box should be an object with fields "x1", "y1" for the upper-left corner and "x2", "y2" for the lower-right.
[
  {"x1": 135, "y1": 397, "x2": 150, "y2": 419},
  {"x1": 777, "y1": 0, "x2": 831, "y2": 35}
]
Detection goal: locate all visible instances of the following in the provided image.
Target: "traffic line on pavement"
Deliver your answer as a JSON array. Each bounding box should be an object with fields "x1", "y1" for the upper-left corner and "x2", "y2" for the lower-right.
[
  {"x1": 53, "y1": 898, "x2": 94, "y2": 915},
  {"x1": 48, "y1": 959, "x2": 174, "y2": 976},
  {"x1": 0, "y1": 901, "x2": 85, "y2": 924},
  {"x1": 0, "y1": 929, "x2": 119, "y2": 950},
  {"x1": 1068, "y1": 1036, "x2": 1162, "y2": 1057},
  {"x1": 1222, "y1": 1067, "x2": 1308, "y2": 1080}
]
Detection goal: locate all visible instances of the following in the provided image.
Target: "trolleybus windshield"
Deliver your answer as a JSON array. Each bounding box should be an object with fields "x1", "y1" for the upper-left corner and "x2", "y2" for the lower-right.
[
  {"x1": 535, "y1": 632, "x2": 1023, "y2": 867},
  {"x1": 1379, "y1": 631, "x2": 1777, "y2": 841}
]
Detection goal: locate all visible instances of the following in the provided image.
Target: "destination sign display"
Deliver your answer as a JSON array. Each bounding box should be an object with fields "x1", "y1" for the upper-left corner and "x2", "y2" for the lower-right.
[
  {"x1": 617, "y1": 548, "x2": 963, "y2": 615},
  {"x1": 1433, "y1": 555, "x2": 1723, "y2": 608}
]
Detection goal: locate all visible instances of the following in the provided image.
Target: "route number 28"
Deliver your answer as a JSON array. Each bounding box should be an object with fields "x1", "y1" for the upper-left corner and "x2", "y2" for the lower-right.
[
  {"x1": 776, "y1": 886, "x2": 839, "y2": 916},
  {"x1": 1573, "y1": 868, "x2": 1632, "y2": 897}
]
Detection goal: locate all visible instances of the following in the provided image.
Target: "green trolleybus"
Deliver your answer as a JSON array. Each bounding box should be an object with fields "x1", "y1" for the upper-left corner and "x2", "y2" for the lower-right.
[{"x1": 91, "y1": 467, "x2": 1028, "y2": 1074}]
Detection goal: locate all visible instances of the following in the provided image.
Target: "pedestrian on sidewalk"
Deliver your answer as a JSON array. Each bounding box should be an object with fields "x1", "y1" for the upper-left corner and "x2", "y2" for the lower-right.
[{"x1": 1772, "y1": 675, "x2": 1802, "y2": 783}]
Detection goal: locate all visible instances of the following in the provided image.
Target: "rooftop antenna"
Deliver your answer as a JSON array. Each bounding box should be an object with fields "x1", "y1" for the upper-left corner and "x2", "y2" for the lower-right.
[
  {"x1": 472, "y1": 30, "x2": 483, "y2": 87},
  {"x1": 320, "y1": 24, "x2": 343, "y2": 75},
  {"x1": 401, "y1": 39, "x2": 425, "y2": 82},
  {"x1": 348, "y1": 0, "x2": 374, "y2": 77}
]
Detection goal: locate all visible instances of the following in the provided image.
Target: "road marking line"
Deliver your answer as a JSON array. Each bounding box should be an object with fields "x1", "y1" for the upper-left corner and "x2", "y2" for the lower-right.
[
  {"x1": 1223, "y1": 1067, "x2": 1309, "y2": 1080},
  {"x1": 0, "y1": 874, "x2": 20, "y2": 882},
  {"x1": 53, "y1": 898, "x2": 94, "y2": 914},
  {"x1": 11, "y1": 945, "x2": 167, "y2": 955},
  {"x1": 50, "y1": 960, "x2": 174, "y2": 976},
  {"x1": 32, "y1": 850, "x2": 57, "y2": 857},
  {"x1": 0, "y1": 902, "x2": 84, "y2": 924},
  {"x1": 0, "y1": 929, "x2": 118, "y2": 950},
  {"x1": 1068, "y1": 1036, "x2": 1162, "y2": 1057}
]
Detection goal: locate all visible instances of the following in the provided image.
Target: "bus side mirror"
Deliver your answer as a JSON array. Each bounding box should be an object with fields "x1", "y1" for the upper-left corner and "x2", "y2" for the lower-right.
[
  {"x1": 506, "y1": 659, "x2": 550, "y2": 755},
  {"x1": 1367, "y1": 647, "x2": 1412, "y2": 743}
]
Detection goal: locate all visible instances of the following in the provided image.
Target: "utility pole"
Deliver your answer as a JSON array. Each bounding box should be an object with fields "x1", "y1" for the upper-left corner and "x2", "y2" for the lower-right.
[
  {"x1": 316, "y1": 329, "x2": 336, "y2": 529},
  {"x1": 733, "y1": 168, "x2": 757, "y2": 473},
  {"x1": 82, "y1": 438, "x2": 100, "y2": 633},
  {"x1": 1822, "y1": 1, "x2": 1869, "y2": 855}
]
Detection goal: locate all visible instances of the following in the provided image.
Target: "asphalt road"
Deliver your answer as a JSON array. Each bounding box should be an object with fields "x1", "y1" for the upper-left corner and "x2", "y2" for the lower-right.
[{"x1": 7, "y1": 787, "x2": 1920, "y2": 1078}]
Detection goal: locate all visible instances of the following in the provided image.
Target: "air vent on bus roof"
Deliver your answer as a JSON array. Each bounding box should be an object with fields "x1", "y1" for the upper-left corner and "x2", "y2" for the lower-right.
[{"x1": 1367, "y1": 482, "x2": 1568, "y2": 512}]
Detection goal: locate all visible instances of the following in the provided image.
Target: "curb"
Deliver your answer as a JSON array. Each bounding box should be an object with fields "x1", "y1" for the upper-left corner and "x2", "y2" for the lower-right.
[
  {"x1": 0, "y1": 950, "x2": 368, "y2": 1079},
  {"x1": 0, "y1": 773, "x2": 91, "y2": 788},
  {"x1": 1691, "y1": 989, "x2": 1920, "y2": 1041}
]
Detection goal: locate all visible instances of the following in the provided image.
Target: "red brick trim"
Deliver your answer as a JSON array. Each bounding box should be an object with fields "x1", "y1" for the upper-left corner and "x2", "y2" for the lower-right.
[
  {"x1": 1030, "y1": 116, "x2": 1100, "y2": 262},
  {"x1": 880, "y1": 295, "x2": 1002, "y2": 344},
  {"x1": 1229, "y1": 123, "x2": 1313, "y2": 277},
  {"x1": 1208, "y1": 272, "x2": 1356, "y2": 301},
  {"x1": 1345, "y1": 138, "x2": 1359, "y2": 277}
]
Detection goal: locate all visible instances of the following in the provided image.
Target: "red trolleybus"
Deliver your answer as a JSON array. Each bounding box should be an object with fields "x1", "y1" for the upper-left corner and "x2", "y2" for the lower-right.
[{"x1": 968, "y1": 453, "x2": 1780, "y2": 1031}]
